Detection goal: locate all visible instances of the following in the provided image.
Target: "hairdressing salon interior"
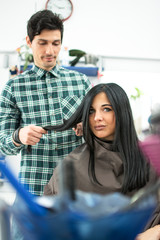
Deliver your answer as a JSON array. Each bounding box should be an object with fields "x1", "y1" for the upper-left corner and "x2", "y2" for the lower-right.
[{"x1": 0, "y1": 0, "x2": 160, "y2": 209}]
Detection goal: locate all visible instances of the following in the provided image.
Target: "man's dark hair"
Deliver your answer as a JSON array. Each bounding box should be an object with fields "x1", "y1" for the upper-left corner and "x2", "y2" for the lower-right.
[{"x1": 27, "y1": 10, "x2": 64, "y2": 42}]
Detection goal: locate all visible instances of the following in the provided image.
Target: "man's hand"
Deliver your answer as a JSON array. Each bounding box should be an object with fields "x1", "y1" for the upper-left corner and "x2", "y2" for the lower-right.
[
  {"x1": 18, "y1": 125, "x2": 47, "y2": 146},
  {"x1": 72, "y1": 122, "x2": 83, "y2": 136}
]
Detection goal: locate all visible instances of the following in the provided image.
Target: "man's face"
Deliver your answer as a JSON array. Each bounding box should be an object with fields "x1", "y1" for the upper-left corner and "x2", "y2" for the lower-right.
[{"x1": 26, "y1": 29, "x2": 61, "y2": 71}]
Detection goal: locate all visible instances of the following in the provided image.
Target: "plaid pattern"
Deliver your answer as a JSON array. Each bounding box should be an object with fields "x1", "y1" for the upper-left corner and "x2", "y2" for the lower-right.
[{"x1": 0, "y1": 64, "x2": 92, "y2": 196}]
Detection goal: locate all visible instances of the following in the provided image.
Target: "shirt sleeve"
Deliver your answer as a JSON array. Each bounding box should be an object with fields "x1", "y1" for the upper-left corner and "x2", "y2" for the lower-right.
[
  {"x1": 83, "y1": 74, "x2": 92, "y2": 94},
  {"x1": 0, "y1": 83, "x2": 23, "y2": 155}
]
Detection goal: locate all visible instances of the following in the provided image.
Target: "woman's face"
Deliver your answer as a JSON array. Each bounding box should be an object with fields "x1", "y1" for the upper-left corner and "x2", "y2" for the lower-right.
[{"x1": 89, "y1": 92, "x2": 116, "y2": 141}]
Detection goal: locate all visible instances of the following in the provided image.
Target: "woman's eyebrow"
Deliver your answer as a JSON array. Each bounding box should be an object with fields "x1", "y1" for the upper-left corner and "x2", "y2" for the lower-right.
[
  {"x1": 102, "y1": 104, "x2": 112, "y2": 107},
  {"x1": 90, "y1": 104, "x2": 112, "y2": 108}
]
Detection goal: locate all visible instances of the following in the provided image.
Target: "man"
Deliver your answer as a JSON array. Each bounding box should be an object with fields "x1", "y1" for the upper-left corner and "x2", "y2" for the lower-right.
[{"x1": 0, "y1": 9, "x2": 92, "y2": 196}]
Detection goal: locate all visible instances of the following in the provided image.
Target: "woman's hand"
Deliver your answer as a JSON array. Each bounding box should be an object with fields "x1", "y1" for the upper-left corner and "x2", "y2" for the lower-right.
[{"x1": 136, "y1": 225, "x2": 160, "y2": 240}]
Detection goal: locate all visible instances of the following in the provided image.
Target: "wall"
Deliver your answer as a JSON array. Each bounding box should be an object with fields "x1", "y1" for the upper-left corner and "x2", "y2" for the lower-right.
[
  {"x1": 1, "y1": 0, "x2": 160, "y2": 58},
  {"x1": 98, "y1": 58, "x2": 160, "y2": 133},
  {"x1": 0, "y1": 0, "x2": 36, "y2": 52},
  {"x1": 63, "y1": 0, "x2": 160, "y2": 59}
]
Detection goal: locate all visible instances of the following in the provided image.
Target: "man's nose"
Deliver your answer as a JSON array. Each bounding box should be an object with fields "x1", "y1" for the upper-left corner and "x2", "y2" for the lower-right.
[{"x1": 46, "y1": 44, "x2": 54, "y2": 55}]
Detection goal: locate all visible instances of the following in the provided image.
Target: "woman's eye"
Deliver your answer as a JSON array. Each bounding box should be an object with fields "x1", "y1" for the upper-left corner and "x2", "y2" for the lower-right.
[
  {"x1": 89, "y1": 109, "x2": 94, "y2": 114},
  {"x1": 104, "y1": 107, "x2": 112, "y2": 112}
]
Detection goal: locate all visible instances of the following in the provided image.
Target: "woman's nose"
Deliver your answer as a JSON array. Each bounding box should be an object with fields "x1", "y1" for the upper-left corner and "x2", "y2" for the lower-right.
[{"x1": 94, "y1": 111, "x2": 103, "y2": 121}]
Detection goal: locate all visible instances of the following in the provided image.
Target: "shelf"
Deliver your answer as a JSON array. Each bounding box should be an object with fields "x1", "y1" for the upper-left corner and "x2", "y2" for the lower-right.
[
  {"x1": 20, "y1": 65, "x2": 99, "y2": 77},
  {"x1": 62, "y1": 66, "x2": 98, "y2": 76}
]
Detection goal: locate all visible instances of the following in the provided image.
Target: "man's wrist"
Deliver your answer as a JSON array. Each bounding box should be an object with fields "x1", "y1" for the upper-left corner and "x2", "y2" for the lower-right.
[{"x1": 12, "y1": 127, "x2": 23, "y2": 145}]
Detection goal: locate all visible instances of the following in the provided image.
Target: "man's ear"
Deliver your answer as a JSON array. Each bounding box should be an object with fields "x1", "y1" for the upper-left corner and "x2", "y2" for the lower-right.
[{"x1": 26, "y1": 36, "x2": 32, "y2": 48}]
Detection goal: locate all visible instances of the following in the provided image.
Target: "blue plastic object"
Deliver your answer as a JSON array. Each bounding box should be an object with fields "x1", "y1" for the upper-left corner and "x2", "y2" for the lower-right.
[
  {"x1": 20, "y1": 65, "x2": 33, "y2": 73},
  {"x1": 11, "y1": 193, "x2": 156, "y2": 240},
  {"x1": 0, "y1": 156, "x2": 157, "y2": 240},
  {"x1": 0, "y1": 161, "x2": 46, "y2": 216},
  {"x1": 62, "y1": 66, "x2": 98, "y2": 76},
  {"x1": 0, "y1": 155, "x2": 5, "y2": 181}
]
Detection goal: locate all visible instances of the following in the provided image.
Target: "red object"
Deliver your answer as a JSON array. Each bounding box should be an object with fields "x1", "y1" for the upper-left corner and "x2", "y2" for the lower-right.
[
  {"x1": 139, "y1": 135, "x2": 160, "y2": 176},
  {"x1": 97, "y1": 70, "x2": 103, "y2": 80}
]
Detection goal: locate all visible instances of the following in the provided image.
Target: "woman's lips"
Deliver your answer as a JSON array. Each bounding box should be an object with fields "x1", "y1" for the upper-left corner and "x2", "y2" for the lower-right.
[{"x1": 94, "y1": 125, "x2": 106, "y2": 130}]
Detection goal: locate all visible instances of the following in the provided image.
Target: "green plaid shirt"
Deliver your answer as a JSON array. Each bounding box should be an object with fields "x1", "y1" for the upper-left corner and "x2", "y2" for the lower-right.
[{"x1": 0, "y1": 64, "x2": 92, "y2": 196}]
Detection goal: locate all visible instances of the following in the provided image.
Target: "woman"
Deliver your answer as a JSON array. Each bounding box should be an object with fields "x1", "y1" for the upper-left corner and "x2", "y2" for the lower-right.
[{"x1": 44, "y1": 83, "x2": 160, "y2": 239}]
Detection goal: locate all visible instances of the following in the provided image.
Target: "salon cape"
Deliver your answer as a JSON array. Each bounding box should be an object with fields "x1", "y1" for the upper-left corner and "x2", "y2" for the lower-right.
[
  {"x1": 44, "y1": 138, "x2": 160, "y2": 228},
  {"x1": 44, "y1": 138, "x2": 157, "y2": 196}
]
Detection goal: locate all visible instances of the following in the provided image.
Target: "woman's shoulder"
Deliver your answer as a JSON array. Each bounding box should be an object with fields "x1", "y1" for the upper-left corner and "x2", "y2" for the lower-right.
[{"x1": 65, "y1": 142, "x2": 89, "y2": 162}]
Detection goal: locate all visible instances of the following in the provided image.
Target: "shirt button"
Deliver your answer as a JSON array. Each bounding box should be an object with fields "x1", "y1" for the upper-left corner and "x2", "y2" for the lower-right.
[{"x1": 49, "y1": 95, "x2": 52, "y2": 98}]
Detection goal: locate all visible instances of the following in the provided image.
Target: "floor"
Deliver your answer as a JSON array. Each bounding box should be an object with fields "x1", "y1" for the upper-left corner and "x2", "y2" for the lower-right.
[
  {"x1": 0, "y1": 181, "x2": 16, "y2": 240},
  {"x1": 0, "y1": 180, "x2": 16, "y2": 206}
]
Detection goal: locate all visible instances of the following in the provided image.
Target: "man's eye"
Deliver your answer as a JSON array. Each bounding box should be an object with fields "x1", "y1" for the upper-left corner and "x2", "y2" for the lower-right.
[
  {"x1": 53, "y1": 43, "x2": 60, "y2": 46},
  {"x1": 39, "y1": 42, "x2": 46, "y2": 45}
]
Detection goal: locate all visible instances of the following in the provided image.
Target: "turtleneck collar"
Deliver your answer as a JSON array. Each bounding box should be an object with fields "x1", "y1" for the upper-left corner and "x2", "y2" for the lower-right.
[{"x1": 94, "y1": 137, "x2": 115, "y2": 151}]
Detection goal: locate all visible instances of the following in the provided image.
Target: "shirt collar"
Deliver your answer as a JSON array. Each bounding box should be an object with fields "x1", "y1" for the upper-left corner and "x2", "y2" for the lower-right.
[{"x1": 32, "y1": 64, "x2": 60, "y2": 78}]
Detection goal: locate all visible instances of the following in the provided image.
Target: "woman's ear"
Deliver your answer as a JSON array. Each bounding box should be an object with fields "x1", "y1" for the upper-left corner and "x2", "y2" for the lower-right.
[{"x1": 26, "y1": 36, "x2": 32, "y2": 48}]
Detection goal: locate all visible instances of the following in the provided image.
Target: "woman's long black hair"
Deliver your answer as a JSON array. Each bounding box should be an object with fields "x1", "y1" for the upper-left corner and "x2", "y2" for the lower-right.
[{"x1": 44, "y1": 83, "x2": 149, "y2": 193}]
